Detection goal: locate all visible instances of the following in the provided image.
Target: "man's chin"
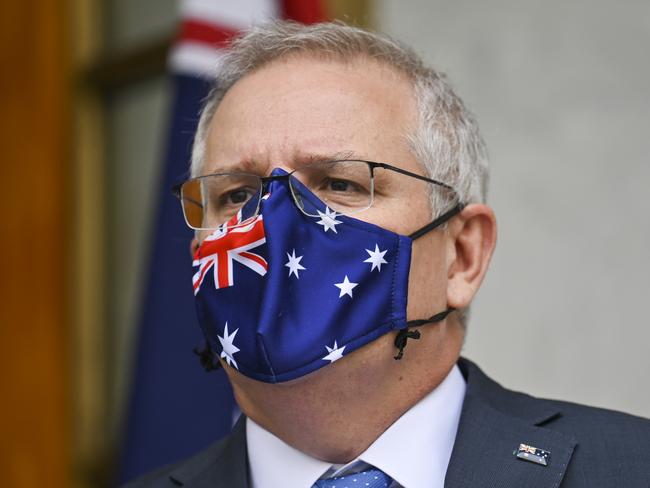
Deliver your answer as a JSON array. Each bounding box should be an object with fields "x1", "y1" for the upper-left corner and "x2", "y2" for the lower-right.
[{"x1": 221, "y1": 333, "x2": 398, "y2": 429}]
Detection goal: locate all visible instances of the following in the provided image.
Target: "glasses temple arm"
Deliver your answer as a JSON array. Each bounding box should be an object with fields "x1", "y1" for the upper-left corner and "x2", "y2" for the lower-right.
[
  {"x1": 370, "y1": 162, "x2": 455, "y2": 191},
  {"x1": 408, "y1": 203, "x2": 465, "y2": 240}
]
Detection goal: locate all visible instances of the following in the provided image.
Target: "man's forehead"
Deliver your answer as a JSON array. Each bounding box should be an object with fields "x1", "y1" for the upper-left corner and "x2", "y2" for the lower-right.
[
  {"x1": 216, "y1": 52, "x2": 415, "y2": 113},
  {"x1": 202, "y1": 53, "x2": 419, "y2": 176}
]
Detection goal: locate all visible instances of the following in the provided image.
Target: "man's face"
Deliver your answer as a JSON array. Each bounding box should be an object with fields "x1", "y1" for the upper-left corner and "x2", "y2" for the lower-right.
[
  {"x1": 200, "y1": 55, "x2": 462, "y2": 445},
  {"x1": 194, "y1": 53, "x2": 493, "y2": 460}
]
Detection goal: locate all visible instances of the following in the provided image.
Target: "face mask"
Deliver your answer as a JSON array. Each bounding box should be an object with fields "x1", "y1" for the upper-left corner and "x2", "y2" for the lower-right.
[{"x1": 192, "y1": 169, "x2": 461, "y2": 383}]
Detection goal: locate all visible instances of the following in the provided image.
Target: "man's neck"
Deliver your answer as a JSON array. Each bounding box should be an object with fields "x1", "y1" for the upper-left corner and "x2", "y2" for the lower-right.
[
  {"x1": 228, "y1": 327, "x2": 464, "y2": 462},
  {"x1": 246, "y1": 364, "x2": 466, "y2": 488}
]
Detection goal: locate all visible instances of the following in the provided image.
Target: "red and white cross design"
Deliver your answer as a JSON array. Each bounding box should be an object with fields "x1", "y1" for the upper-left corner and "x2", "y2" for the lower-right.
[{"x1": 192, "y1": 212, "x2": 268, "y2": 294}]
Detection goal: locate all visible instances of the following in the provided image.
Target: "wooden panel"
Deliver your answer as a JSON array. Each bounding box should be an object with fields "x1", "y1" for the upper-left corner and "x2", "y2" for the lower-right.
[
  {"x1": 0, "y1": 1, "x2": 71, "y2": 487},
  {"x1": 69, "y1": 0, "x2": 112, "y2": 486}
]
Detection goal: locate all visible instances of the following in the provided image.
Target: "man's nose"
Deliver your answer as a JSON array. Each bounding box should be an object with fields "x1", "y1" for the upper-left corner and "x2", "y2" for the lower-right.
[
  {"x1": 261, "y1": 167, "x2": 292, "y2": 191},
  {"x1": 267, "y1": 165, "x2": 293, "y2": 176}
]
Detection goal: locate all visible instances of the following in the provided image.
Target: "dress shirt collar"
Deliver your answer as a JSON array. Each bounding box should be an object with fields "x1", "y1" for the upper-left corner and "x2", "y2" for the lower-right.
[{"x1": 246, "y1": 364, "x2": 466, "y2": 488}]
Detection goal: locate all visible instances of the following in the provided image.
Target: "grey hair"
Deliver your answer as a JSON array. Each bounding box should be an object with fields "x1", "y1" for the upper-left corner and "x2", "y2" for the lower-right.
[
  {"x1": 190, "y1": 21, "x2": 488, "y2": 207},
  {"x1": 190, "y1": 21, "x2": 490, "y2": 327}
]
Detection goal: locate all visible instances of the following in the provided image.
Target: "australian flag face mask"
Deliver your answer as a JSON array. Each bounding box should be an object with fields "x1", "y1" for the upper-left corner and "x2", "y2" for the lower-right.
[{"x1": 192, "y1": 168, "x2": 461, "y2": 383}]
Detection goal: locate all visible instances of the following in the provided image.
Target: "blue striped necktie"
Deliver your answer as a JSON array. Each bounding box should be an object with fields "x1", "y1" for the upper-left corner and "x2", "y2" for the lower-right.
[{"x1": 313, "y1": 466, "x2": 393, "y2": 488}]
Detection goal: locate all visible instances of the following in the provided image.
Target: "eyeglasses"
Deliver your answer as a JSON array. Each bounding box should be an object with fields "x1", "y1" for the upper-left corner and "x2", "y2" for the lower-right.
[{"x1": 172, "y1": 159, "x2": 461, "y2": 230}]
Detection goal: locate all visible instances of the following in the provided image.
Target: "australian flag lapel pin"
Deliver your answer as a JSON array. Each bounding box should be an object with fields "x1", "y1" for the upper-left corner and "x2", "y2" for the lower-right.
[{"x1": 515, "y1": 443, "x2": 551, "y2": 466}]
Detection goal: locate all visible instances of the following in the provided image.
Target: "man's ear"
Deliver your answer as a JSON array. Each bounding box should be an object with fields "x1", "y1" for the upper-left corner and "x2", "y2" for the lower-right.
[
  {"x1": 446, "y1": 204, "x2": 497, "y2": 309},
  {"x1": 190, "y1": 237, "x2": 200, "y2": 257}
]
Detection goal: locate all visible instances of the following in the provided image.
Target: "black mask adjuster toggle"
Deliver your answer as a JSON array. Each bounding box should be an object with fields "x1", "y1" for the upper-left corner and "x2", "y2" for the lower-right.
[
  {"x1": 194, "y1": 341, "x2": 222, "y2": 372},
  {"x1": 394, "y1": 308, "x2": 455, "y2": 360}
]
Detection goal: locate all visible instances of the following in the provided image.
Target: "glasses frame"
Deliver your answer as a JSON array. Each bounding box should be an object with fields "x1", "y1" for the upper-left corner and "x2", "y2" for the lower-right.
[{"x1": 171, "y1": 159, "x2": 460, "y2": 231}]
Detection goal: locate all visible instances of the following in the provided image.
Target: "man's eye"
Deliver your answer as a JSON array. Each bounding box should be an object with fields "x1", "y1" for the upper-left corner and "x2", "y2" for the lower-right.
[
  {"x1": 327, "y1": 179, "x2": 355, "y2": 192},
  {"x1": 220, "y1": 188, "x2": 254, "y2": 206},
  {"x1": 229, "y1": 189, "x2": 251, "y2": 203}
]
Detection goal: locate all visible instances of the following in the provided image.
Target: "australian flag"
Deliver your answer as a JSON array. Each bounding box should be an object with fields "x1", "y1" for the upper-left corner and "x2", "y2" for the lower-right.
[
  {"x1": 119, "y1": 0, "x2": 326, "y2": 483},
  {"x1": 193, "y1": 173, "x2": 413, "y2": 383}
]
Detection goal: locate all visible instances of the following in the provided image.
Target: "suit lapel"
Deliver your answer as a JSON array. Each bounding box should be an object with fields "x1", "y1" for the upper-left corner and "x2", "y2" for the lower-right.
[
  {"x1": 169, "y1": 415, "x2": 250, "y2": 488},
  {"x1": 445, "y1": 359, "x2": 577, "y2": 488}
]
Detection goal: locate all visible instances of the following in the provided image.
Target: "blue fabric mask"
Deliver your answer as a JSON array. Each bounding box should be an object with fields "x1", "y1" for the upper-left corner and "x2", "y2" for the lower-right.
[{"x1": 192, "y1": 169, "x2": 460, "y2": 383}]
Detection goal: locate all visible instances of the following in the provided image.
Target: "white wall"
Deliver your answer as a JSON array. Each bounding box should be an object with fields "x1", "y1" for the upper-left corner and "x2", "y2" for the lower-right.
[{"x1": 378, "y1": 0, "x2": 650, "y2": 417}]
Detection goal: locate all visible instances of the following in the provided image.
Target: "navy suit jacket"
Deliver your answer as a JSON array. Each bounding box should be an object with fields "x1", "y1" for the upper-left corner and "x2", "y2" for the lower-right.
[{"x1": 123, "y1": 357, "x2": 650, "y2": 487}]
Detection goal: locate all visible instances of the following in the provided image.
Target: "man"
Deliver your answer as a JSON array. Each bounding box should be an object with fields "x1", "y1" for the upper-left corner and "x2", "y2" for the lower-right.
[{"x1": 126, "y1": 21, "x2": 650, "y2": 487}]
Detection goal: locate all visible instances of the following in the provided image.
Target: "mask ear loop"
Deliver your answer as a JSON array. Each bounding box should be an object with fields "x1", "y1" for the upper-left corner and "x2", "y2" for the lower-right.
[
  {"x1": 194, "y1": 342, "x2": 222, "y2": 372},
  {"x1": 394, "y1": 201, "x2": 464, "y2": 360},
  {"x1": 394, "y1": 308, "x2": 456, "y2": 360}
]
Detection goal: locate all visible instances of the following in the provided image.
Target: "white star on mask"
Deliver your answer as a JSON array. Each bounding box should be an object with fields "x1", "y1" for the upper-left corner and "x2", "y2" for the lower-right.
[
  {"x1": 315, "y1": 206, "x2": 342, "y2": 233},
  {"x1": 285, "y1": 249, "x2": 306, "y2": 278},
  {"x1": 218, "y1": 322, "x2": 240, "y2": 369},
  {"x1": 364, "y1": 244, "x2": 388, "y2": 272},
  {"x1": 322, "y1": 340, "x2": 346, "y2": 362},
  {"x1": 335, "y1": 275, "x2": 358, "y2": 298}
]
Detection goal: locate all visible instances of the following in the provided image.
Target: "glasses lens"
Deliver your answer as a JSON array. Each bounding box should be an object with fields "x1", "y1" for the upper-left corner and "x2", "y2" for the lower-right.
[
  {"x1": 290, "y1": 160, "x2": 373, "y2": 216},
  {"x1": 180, "y1": 173, "x2": 262, "y2": 229}
]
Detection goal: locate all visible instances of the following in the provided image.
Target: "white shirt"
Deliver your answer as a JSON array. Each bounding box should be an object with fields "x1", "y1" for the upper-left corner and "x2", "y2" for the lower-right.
[{"x1": 246, "y1": 364, "x2": 466, "y2": 488}]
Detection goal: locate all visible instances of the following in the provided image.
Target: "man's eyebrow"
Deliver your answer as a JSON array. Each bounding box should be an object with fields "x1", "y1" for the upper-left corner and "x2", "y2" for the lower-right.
[
  {"x1": 203, "y1": 159, "x2": 261, "y2": 175},
  {"x1": 293, "y1": 150, "x2": 366, "y2": 165}
]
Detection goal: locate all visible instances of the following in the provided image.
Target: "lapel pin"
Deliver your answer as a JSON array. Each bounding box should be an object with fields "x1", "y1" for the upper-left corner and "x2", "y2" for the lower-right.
[{"x1": 515, "y1": 443, "x2": 551, "y2": 466}]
